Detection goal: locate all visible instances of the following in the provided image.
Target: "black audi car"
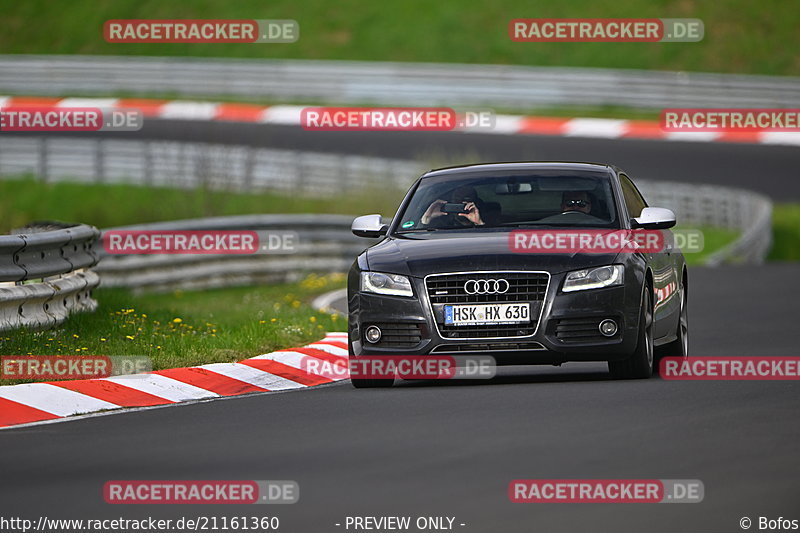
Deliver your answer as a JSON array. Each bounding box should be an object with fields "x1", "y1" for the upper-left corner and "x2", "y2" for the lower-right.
[{"x1": 347, "y1": 162, "x2": 688, "y2": 387}]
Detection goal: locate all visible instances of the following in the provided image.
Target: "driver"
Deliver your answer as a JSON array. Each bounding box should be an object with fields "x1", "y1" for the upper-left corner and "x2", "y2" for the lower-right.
[
  {"x1": 421, "y1": 185, "x2": 485, "y2": 227},
  {"x1": 561, "y1": 191, "x2": 592, "y2": 214}
]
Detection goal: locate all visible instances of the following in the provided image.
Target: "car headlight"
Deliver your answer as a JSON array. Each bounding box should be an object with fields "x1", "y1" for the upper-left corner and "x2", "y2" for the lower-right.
[
  {"x1": 562, "y1": 265, "x2": 624, "y2": 292},
  {"x1": 361, "y1": 272, "x2": 414, "y2": 297}
]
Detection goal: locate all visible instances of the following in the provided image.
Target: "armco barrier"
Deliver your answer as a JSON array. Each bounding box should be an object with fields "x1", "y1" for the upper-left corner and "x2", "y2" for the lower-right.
[
  {"x1": 0, "y1": 223, "x2": 100, "y2": 283},
  {"x1": 1, "y1": 55, "x2": 799, "y2": 109},
  {"x1": 0, "y1": 223, "x2": 101, "y2": 332},
  {"x1": 0, "y1": 136, "x2": 424, "y2": 198},
  {"x1": 0, "y1": 271, "x2": 99, "y2": 331},
  {"x1": 637, "y1": 181, "x2": 773, "y2": 265},
  {"x1": 95, "y1": 215, "x2": 377, "y2": 292}
]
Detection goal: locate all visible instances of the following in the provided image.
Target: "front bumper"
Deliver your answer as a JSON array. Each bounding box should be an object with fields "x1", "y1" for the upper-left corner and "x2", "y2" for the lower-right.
[{"x1": 349, "y1": 273, "x2": 640, "y2": 364}]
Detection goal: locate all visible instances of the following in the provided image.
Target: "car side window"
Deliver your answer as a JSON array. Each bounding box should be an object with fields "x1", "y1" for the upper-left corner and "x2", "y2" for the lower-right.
[{"x1": 619, "y1": 173, "x2": 648, "y2": 218}]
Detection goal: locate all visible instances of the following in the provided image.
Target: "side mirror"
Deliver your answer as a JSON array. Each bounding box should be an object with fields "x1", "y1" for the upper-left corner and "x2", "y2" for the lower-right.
[
  {"x1": 632, "y1": 207, "x2": 676, "y2": 230},
  {"x1": 351, "y1": 214, "x2": 388, "y2": 238}
]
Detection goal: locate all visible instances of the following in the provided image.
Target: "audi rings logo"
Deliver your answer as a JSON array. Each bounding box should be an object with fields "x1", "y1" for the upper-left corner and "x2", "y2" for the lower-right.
[{"x1": 464, "y1": 279, "x2": 510, "y2": 295}]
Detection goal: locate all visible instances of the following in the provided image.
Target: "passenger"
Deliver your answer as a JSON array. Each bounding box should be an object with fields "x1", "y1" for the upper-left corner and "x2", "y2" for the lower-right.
[{"x1": 421, "y1": 185, "x2": 485, "y2": 227}]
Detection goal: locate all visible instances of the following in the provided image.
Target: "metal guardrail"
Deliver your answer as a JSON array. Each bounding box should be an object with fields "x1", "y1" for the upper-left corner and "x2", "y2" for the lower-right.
[
  {"x1": 0, "y1": 223, "x2": 100, "y2": 282},
  {"x1": 1, "y1": 55, "x2": 800, "y2": 109},
  {"x1": 96, "y1": 215, "x2": 374, "y2": 292},
  {"x1": 0, "y1": 136, "x2": 425, "y2": 197},
  {"x1": 0, "y1": 223, "x2": 101, "y2": 332},
  {"x1": 0, "y1": 271, "x2": 100, "y2": 332},
  {"x1": 638, "y1": 181, "x2": 773, "y2": 265}
]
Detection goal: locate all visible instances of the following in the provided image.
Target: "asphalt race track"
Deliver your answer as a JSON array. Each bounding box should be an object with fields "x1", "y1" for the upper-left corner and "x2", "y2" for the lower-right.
[{"x1": 2, "y1": 122, "x2": 799, "y2": 533}]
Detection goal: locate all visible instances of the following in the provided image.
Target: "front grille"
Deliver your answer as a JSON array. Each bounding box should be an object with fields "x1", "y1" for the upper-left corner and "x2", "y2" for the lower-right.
[
  {"x1": 426, "y1": 272, "x2": 549, "y2": 339},
  {"x1": 431, "y1": 341, "x2": 545, "y2": 353},
  {"x1": 427, "y1": 272, "x2": 549, "y2": 304},
  {"x1": 553, "y1": 318, "x2": 608, "y2": 343},
  {"x1": 367, "y1": 322, "x2": 424, "y2": 348}
]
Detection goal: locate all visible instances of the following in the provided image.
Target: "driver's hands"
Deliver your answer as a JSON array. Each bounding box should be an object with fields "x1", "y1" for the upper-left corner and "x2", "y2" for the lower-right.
[
  {"x1": 459, "y1": 202, "x2": 484, "y2": 225},
  {"x1": 421, "y1": 199, "x2": 447, "y2": 224}
]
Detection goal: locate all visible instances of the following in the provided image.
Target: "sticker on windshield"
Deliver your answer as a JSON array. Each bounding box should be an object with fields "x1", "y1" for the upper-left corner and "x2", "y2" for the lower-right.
[{"x1": 402, "y1": 221, "x2": 415, "y2": 228}]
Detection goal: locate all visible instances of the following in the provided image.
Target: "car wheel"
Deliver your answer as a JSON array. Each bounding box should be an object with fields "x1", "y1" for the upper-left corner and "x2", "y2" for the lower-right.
[
  {"x1": 608, "y1": 284, "x2": 654, "y2": 380},
  {"x1": 654, "y1": 277, "x2": 688, "y2": 374}
]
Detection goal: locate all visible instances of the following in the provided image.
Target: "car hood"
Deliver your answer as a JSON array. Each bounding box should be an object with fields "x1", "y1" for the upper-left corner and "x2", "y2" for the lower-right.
[{"x1": 365, "y1": 232, "x2": 622, "y2": 278}]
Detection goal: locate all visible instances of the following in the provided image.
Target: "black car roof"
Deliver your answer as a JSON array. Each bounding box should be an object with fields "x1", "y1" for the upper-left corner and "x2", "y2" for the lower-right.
[{"x1": 422, "y1": 161, "x2": 615, "y2": 178}]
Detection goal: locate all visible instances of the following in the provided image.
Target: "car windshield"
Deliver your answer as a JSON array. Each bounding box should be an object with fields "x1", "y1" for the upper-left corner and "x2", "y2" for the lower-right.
[{"x1": 394, "y1": 170, "x2": 620, "y2": 233}]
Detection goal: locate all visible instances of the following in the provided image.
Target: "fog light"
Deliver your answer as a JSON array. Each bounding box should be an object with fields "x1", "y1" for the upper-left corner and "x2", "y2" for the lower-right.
[
  {"x1": 365, "y1": 325, "x2": 382, "y2": 343},
  {"x1": 599, "y1": 319, "x2": 618, "y2": 337}
]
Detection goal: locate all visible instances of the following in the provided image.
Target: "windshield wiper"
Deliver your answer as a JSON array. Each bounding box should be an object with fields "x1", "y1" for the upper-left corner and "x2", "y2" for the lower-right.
[
  {"x1": 396, "y1": 226, "x2": 493, "y2": 234},
  {"x1": 394, "y1": 228, "x2": 439, "y2": 233}
]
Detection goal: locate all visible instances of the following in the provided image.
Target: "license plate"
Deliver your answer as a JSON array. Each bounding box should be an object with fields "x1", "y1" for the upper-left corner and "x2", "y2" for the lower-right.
[{"x1": 444, "y1": 303, "x2": 531, "y2": 326}]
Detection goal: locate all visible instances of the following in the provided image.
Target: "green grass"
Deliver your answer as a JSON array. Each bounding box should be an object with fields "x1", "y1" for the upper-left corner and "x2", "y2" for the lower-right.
[
  {"x1": 1, "y1": 0, "x2": 798, "y2": 76},
  {"x1": 0, "y1": 176, "x2": 407, "y2": 233},
  {"x1": 676, "y1": 225, "x2": 739, "y2": 265},
  {"x1": 0, "y1": 273, "x2": 346, "y2": 385},
  {"x1": 768, "y1": 204, "x2": 800, "y2": 261}
]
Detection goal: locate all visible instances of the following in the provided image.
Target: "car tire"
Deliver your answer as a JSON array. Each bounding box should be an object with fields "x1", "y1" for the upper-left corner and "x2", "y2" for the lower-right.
[
  {"x1": 654, "y1": 276, "x2": 688, "y2": 375},
  {"x1": 608, "y1": 284, "x2": 654, "y2": 380}
]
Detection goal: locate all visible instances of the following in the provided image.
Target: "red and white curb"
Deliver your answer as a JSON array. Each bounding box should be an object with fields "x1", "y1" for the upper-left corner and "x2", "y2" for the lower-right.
[
  {"x1": 0, "y1": 332, "x2": 349, "y2": 429},
  {"x1": 2, "y1": 95, "x2": 800, "y2": 146}
]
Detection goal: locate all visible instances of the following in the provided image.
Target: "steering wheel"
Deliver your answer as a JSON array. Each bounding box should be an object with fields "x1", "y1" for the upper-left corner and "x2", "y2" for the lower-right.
[{"x1": 559, "y1": 210, "x2": 585, "y2": 216}]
